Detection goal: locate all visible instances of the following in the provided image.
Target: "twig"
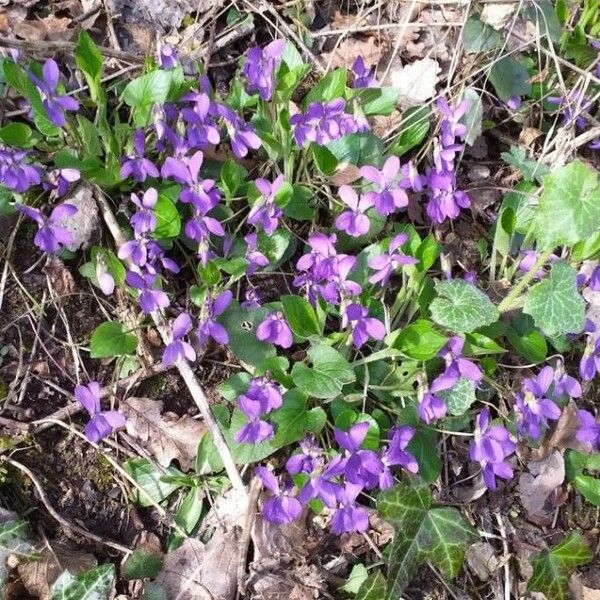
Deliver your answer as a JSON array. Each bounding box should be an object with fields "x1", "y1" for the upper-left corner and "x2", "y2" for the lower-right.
[
  {"x1": 94, "y1": 187, "x2": 247, "y2": 497},
  {"x1": 2, "y1": 455, "x2": 131, "y2": 554},
  {"x1": 494, "y1": 512, "x2": 512, "y2": 600},
  {"x1": 237, "y1": 476, "x2": 261, "y2": 596}
]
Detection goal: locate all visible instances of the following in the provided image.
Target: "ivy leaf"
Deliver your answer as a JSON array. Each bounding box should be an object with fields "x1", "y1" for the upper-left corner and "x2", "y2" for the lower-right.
[
  {"x1": 378, "y1": 479, "x2": 477, "y2": 598},
  {"x1": 0, "y1": 520, "x2": 35, "y2": 594},
  {"x1": 291, "y1": 343, "x2": 355, "y2": 399},
  {"x1": 281, "y1": 295, "x2": 322, "y2": 340},
  {"x1": 527, "y1": 532, "x2": 592, "y2": 600},
  {"x1": 356, "y1": 571, "x2": 387, "y2": 600},
  {"x1": 533, "y1": 160, "x2": 600, "y2": 250},
  {"x1": 90, "y1": 321, "x2": 137, "y2": 358},
  {"x1": 51, "y1": 564, "x2": 115, "y2": 600},
  {"x1": 430, "y1": 280, "x2": 499, "y2": 333},
  {"x1": 438, "y1": 378, "x2": 477, "y2": 416},
  {"x1": 122, "y1": 549, "x2": 163, "y2": 580},
  {"x1": 524, "y1": 261, "x2": 585, "y2": 336}
]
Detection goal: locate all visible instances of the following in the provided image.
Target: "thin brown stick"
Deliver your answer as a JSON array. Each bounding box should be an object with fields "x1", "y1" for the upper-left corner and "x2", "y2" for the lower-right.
[
  {"x1": 237, "y1": 476, "x2": 261, "y2": 596},
  {"x1": 2, "y1": 455, "x2": 131, "y2": 554},
  {"x1": 94, "y1": 187, "x2": 247, "y2": 497}
]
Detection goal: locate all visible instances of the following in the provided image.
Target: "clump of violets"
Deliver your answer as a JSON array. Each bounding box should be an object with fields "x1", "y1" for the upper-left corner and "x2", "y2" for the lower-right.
[
  {"x1": 19, "y1": 203, "x2": 77, "y2": 254},
  {"x1": 242, "y1": 39, "x2": 286, "y2": 101},
  {"x1": 75, "y1": 381, "x2": 126, "y2": 443},
  {"x1": 254, "y1": 423, "x2": 418, "y2": 533},
  {"x1": 120, "y1": 129, "x2": 159, "y2": 182},
  {"x1": 470, "y1": 408, "x2": 516, "y2": 490},
  {"x1": 29, "y1": 59, "x2": 79, "y2": 127},
  {"x1": 425, "y1": 98, "x2": 471, "y2": 223},
  {"x1": 290, "y1": 98, "x2": 366, "y2": 148}
]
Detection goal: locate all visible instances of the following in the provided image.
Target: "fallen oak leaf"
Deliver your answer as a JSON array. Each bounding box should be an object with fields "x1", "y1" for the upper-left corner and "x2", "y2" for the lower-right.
[{"x1": 121, "y1": 397, "x2": 206, "y2": 471}]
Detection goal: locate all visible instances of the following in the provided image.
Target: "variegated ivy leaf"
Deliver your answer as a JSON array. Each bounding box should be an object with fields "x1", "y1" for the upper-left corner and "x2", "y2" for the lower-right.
[
  {"x1": 533, "y1": 160, "x2": 600, "y2": 251},
  {"x1": 430, "y1": 280, "x2": 499, "y2": 333},
  {"x1": 0, "y1": 519, "x2": 35, "y2": 594},
  {"x1": 524, "y1": 261, "x2": 585, "y2": 337},
  {"x1": 527, "y1": 532, "x2": 592, "y2": 600},
  {"x1": 378, "y1": 479, "x2": 477, "y2": 598},
  {"x1": 356, "y1": 571, "x2": 387, "y2": 600},
  {"x1": 51, "y1": 563, "x2": 115, "y2": 600},
  {"x1": 438, "y1": 378, "x2": 477, "y2": 416}
]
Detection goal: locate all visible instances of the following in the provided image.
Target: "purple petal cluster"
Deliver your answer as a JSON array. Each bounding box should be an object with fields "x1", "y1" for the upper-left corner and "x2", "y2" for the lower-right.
[
  {"x1": 256, "y1": 423, "x2": 418, "y2": 532},
  {"x1": 547, "y1": 89, "x2": 593, "y2": 130},
  {"x1": 197, "y1": 290, "x2": 232, "y2": 346},
  {"x1": 368, "y1": 233, "x2": 418, "y2": 286},
  {"x1": 74, "y1": 381, "x2": 126, "y2": 443},
  {"x1": 242, "y1": 39, "x2": 286, "y2": 101},
  {"x1": 247, "y1": 176, "x2": 284, "y2": 234},
  {"x1": 436, "y1": 336, "x2": 483, "y2": 388},
  {"x1": 0, "y1": 146, "x2": 41, "y2": 192},
  {"x1": 162, "y1": 313, "x2": 196, "y2": 365},
  {"x1": 121, "y1": 129, "x2": 159, "y2": 182},
  {"x1": 19, "y1": 203, "x2": 77, "y2": 254},
  {"x1": 289, "y1": 98, "x2": 367, "y2": 148},
  {"x1": 43, "y1": 167, "x2": 80, "y2": 197},
  {"x1": 342, "y1": 303, "x2": 385, "y2": 349},
  {"x1": 361, "y1": 156, "x2": 408, "y2": 216},
  {"x1": 469, "y1": 408, "x2": 515, "y2": 490},
  {"x1": 351, "y1": 56, "x2": 377, "y2": 88},
  {"x1": 235, "y1": 376, "x2": 283, "y2": 444},
  {"x1": 425, "y1": 98, "x2": 471, "y2": 223},
  {"x1": 256, "y1": 312, "x2": 293, "y2": 348},
  {"x1": 576, "y1": 410, "x2": 600, "y2": 451}
]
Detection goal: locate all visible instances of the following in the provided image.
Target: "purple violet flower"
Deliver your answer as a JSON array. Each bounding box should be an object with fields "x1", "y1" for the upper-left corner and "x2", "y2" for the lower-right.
[
  {"x1": 335, "y1": 185, "x2": 373, "y2": 237},
  {"x1": 235, "y1": 394, "x2": 274, "y2": 444},
  {"x1": 120, "y1": 129, "x2": 159, "y2": 182},
  {"x1": 159, "y1": 44, "x2": 178, "y2": 69},
  {"x1": 425, "y1": 167, "x2": 470, "y2": 224},
  {"x1": 286, "y1": 436, "x2": 323, "y2": 475},
  {"x1": 240, "y1": 376, "x2": 283, "y2": 414},
  {"x1": 19, "y1": 203, "x2": 77, "y2": 254},
  {"x1": 298, "y1": 455, "x2": 345, "y2": 508},
  {"x1": 547, "y1": 90, "x2": 593, "y2": 130},
  {"x1": 241, "y1": 287, "x2": 262, "y2": 308},
  {"x1": 368, "y1": 233, "x2": 418, "y2": 286},
  {"x1": 197, "y1": 290, "x2": 232, "y2": 345},
  {"x1": 342, "y1": 303, "x2": 385, "y2": 349},
  {"x1": 256, "y1": 312, "x2": 293, "y2": 348},
  {"x1": 43, "y1": 167, "x2": 80, "y2": 197},
  {"x1": 216, "y1": 104, "x2": 262, "y2": 158},
  {"x1": 247, "y1": 176, "x2": 285, "y2": 234},
  {"x1": 244, "y1": 233, "x2": 269, "y2": 275},
  {"x1": 436, "y1": 336, "x2": 483, "y2": 388},
  {"x1": 95, "y1": 257, "x2": 115, "y2": 295},
  {"x1": 331, "y1": 483, "x2": 369, "y2": 534},
  {"x1": 470, "y1": 408, "x2": 515, "y2": 490},
  {"x1": 553, "y1": 361, "x2": 582, "y2": 399},
  {"x1": 242, "y1": 39, "x2": 286, "y2": 101},
  {"x1": 256, "y1": 467, "x2": 302, "y2": 524},
  {"x1": 75, "y1": 381, "x2": 126, "y2": 443},
  {"x1": 319, "y1": 254, "x2": 362, "y2": 305},
  {"x1": 162, "y1": 313, "x2": 196, "y2": 366},
  {"x1": 580, "y1": 337, "x2": 600, "y2": 381},
  {"x1": 417, "y1": 376, "x2": 451, "y2": 423},
  {"x1": 126, "y1": 271, "x2": 170, "y2": 314},
  {"x1": 379, "y1": 426, "x2": 418, "y2": 489},
  {"x1": 0, "y1": 146, "x2": 41, "y2": 192},
  {"x1": 514, "y1": 366, "x2": 561, "y2": 441},
  {"x1": 29, "y1": 59, "x2": 79, "y2": 127},
  {"x1": 360, "y1": 156, "x2": 408, "y2": 216},
  {"x1": 130, "y1": 188, "x2": 158, "y2": 235},
  {"x1": 576, "y1": 410, "x2": 600, "y2": 450},
  {"x1": 352, "y1": 56, "x2": 377, "y2": 88},
  {"x1": 181, "y1": 91, "x2": 221, "y2": 149}
]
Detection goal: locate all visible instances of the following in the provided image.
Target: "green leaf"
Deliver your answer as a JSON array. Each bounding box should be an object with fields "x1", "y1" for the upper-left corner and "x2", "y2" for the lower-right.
[
  {"x1": 312, "y1": 144, "x2": 338, "y2": 175},
  {"x1": 572, "y1": 230, "x2": 600, "y2": 261},
  {"x1": 175, "y1": 485, "x2": 203, "y2": 534},
  {"x1": 506, "y1": 314, "x2": 547, "y2": 362},
  {"x1": 281, "y1": 295, "x2": 321, "y2": 340},
  {"x1": 123, "y1": 458, "x2": 183, "y2": 507},
  {"x1": 527, "y1": 532, "x2": 592, "y2": 600},
  {"x1": 524, "y1": 260, "x2": 585, "y2": 337},
  {"x1": 489, "y1": 56, "x2": 531, "y2": 102},
  {"x1": 532, "y1": 160, "x2": 600, "y2": 250},
  {"x1": 390, "y1": 320, "x2": 447, "y2": 361},
  {"x1": 353, "y1": 87, "x2": 399, "y2": 116},
  {"x1": 501, "y1": 146, "x2": 549, "y2": 183},
  {"x1": 51, "y1": 564, "x2": 115, "y2": 600},
  {"x1": 0, "y1": 122, "x2": 37, "y2": 147},
  {"x1": 438, "y1": 378, "x2": 477, "y2": 416},
  {"x1": 122, "y1": 71, "x2": 175, "y2": 126},
  {"x1": 463, "y1": 16, "x2": 502, "y2": 53},
  {"x1": 153, "y1": 195, "x2": 181, "y2": 239},
  {"x1": 292, "y1": 343, "x2": 355, "y2": 399},
  {"x1": 378, "y1": 480, "x2": 477, "y2": 598},
  {"x1": 75, "y1": 31, "x2": 103, "y2": 102},
  {"x1": 77, "y1": 115, "x2": 102, "y2": 157},
  {"x1": 525, "y1": 0, "x2": 561, "y2": 43},
  {"x1": 460, "y1": 89, "x2": 482, "y2": 146},
  {"x1": 304, "y1": 68, "x2": 347, "y2": 105},
  {"x1": 218, "y1": 305, "x2": 276, "y2": 366},
  {"x1": 341, "y1": 563, "x2": 369, "y2": 594},
  {"x1": 327, "y1": 133, "x2": 385, "y2": 168},
  {"x1": 430, "y1": 280, "x2": 499, "y2": 333},
  {"x1": 219, "y1": 159, "x2": 247, "y2": 197},
  {"x1": 284, "y1": 185, "x2": 314, "y2": 221},
  {"x1": 565, "y1": 451, "x2": 600, "y2": 506},
  {"x1": 356, "y1": 571, "x2": 387, "y2": 600},
  {"x1": 123, "y1": 549, "x2": 163, "y2": 580},
  {"x1": 90, "y1": 321, "x2": 137, "y2": 358},
  {"x1": 389, "y1": 106, "x2": 430, "y2": 156},
  {"x1": 0, "y1": 519, "x2": 35, "y2": 594}
]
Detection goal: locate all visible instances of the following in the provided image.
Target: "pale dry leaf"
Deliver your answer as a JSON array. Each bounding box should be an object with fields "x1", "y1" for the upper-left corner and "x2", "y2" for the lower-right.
[
  {"x1": 547, "y1": 400, "x2": 586, "y2": 453},
  {"x1": 467, "y1": 542, "x2": 501, "y2": 582},
  {"x1": 518, "y1": 449, "x2": 565, "y2": 525},
  {"x1": 252, "y1": 509, "x2": 312, "y2": 562},
  {"x1": 481, "y1": 2, "x2": 517, "y2": 30},
  {"x1": 329, "y1": 165, "x2": 362, "y2": 187},
  {"x1": 12, "y1": 20, "x2": 46, "y2": 40},
  {"x1": 321, "y1": 35, "x2": 386, "y2": 74},
  {"x1": 390, "y1": 58, "x2": 440, "y2": 108},
  {"x1": 17, "y1": 542, "x2": 97, "y2": 600},
  {"x1": 121, "y1": 397, "x2": 206, "y2": 470},
  {"x1": 59, "y1": 184, "x2": 100, "y2": 251},
  {"x1": 202, "y1": 486, "x2": 249, "y2": 530},
  {"x1": 154, "y1": 530, "x2": 241, "y2": 600},
  {"x1": 249, "y1": 562, "x2": 324, "y2": 600},
  {"x1": 42, "y1": 257, "x2": 76, "y2": 296},
  {"x1": 571, "y1": 574, "x2": 600, "y2": 600}
]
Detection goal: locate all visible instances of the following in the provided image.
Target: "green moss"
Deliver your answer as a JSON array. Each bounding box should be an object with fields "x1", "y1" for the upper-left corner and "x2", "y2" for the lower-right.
[{"x1": 91, "y1": 455, "x2": 115, "y2": 493}]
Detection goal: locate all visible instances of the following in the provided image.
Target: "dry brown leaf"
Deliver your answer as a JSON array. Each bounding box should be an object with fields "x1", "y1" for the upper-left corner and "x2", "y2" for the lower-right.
[
  {"x1": 42, "y1": 257, "x2": 76, "y2": 296},
  {"x1": 154, "y1": 530, "x2": 241, "y2": 600},
  {"x1": 518, "y1": 449, "x2": 565, "y2": 525},
  {"x1": 121, "y1": 397, "x2": 206, "y2": 470},
  {"x1": 481, "y1": 2, "x2": 517, "y2": 30},
  {"x1": 547, "y1": 400, "x2": 584, "y2": 453},
  {"x1": 390, "y1": 58, "x2": 440, "y2": 108},
  {"x1": 321, "y1": 34, "x2": 386, "y2": 74},
  {"x1": 467, "y1": 542, "x2": 501, "y2": 582},
  {"x1": 18, "y1": 542, "x2": 97, "y2": 600},
  {"x1": 571, "y1": 574, "x2": 600, "y2": 599},
  {"x1": 329, "y1": 165, "x2": 361, "y2": 187},
  {"x1": 519, "y1": 127, "x2": 543, "y2": 148},
  {"x1": 13, "y1": 20, "x2": 46, "y2": 40}
]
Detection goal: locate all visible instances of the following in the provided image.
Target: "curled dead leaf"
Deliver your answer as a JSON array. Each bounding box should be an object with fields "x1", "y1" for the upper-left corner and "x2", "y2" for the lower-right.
[
  {"x1": 42, "y1": 257, "x2": 76, "y2": 297},
  {"x1": 390, "y1": 58, "x2": 441, "y2": 108},
  {"x1": 121, "y1": 397, "x2": 206, "y2": 471},
  {"x1": 467, "y1": 542, "x2": 501, "y2": 582}
]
